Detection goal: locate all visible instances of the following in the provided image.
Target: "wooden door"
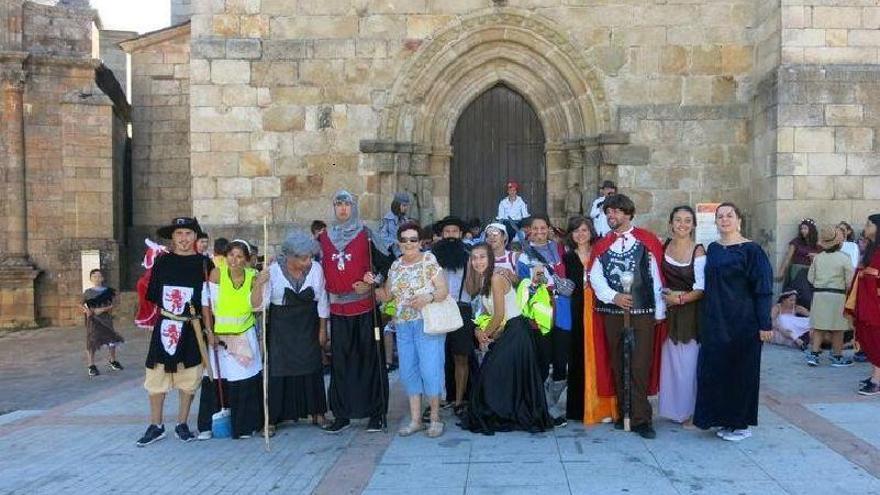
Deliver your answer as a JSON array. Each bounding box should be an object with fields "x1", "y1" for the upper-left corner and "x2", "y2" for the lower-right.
[{"x1": 450, "y1": 84, "x2": 546, "y2": 223}]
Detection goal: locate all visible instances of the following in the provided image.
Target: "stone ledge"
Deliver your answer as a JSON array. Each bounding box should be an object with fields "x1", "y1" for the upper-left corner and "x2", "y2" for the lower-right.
[
  {"x1": 360, "y1": 140, "x2": 418, "y2": 154},
  {"x1": 780, "y1": 63, "x2": 880, "y2": 82},
  {"x1": 0, "y1": 264, "x2": 40, "y2": 283},
  {"x1": 25, "y1": 55, "x2": 101, "y2": 70}
]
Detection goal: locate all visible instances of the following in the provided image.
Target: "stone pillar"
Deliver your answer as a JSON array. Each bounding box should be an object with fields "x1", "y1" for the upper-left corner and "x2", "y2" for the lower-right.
[
  {"x1": 1, "y1": 56, "x2": 40, "y2": 328},
  {"x1": 3, "y1": 73, "x2": 28, "y2": 260}
]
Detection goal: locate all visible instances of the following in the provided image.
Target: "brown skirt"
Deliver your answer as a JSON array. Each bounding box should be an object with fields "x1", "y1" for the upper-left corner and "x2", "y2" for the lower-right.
[
  {"x1": 86, "y1": 314, "x2": 124, "y2": 352},
  {"x1": 667, "y1": 299, "x2": 699, "y2": 344}
]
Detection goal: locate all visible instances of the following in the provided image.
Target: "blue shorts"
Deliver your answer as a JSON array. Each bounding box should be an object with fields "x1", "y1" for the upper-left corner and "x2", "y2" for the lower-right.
[{"x1": 395, "y1": 319, "x2": 446, "y2": 398}]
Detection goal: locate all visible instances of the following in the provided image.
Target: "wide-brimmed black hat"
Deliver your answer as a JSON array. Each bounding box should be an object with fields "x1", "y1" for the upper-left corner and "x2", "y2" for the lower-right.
[
  {"x1": 157, "y1": 217, "x2": 202, "y2": 239},
  {"x1": 434, "y1": 215, "x2": 467, "y2": 234}
]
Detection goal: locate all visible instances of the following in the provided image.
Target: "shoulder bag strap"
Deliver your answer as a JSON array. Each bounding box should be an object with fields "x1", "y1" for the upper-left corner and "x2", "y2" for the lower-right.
[{"x1": 457, "y1": 262, "x2": 466, "y2": 301}]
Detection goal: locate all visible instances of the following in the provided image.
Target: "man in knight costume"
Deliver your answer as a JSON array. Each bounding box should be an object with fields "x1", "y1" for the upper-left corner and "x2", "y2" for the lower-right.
[
  {"x1": 588, "y1": 194, "x2": 667, "y2": 439},
  {"x1": 318, "y1": 190, "x2": 392, "y2": 433},
  {"x1": 137, "y1": 217, "x2": 213, "y2": 447}
]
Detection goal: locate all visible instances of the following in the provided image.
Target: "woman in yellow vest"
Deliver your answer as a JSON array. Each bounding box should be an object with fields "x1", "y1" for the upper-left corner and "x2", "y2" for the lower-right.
[{"x1": 197, "y1": 240, "x2": 264, "y2": 440}]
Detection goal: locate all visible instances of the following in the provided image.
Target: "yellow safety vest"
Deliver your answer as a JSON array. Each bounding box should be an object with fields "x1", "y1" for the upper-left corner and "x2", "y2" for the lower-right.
[
  {"x1": 516, "y1": 279, "x2": 553, "y2": 335},
  {"x1": 213, "y1": 266, "x2": 256, "y2": 335}
]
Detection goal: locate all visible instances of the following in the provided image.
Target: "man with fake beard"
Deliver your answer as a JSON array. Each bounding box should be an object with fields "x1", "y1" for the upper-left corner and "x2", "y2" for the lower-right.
[{"x1": 431, "y1": 216, "x2": 474, "y2": 415}]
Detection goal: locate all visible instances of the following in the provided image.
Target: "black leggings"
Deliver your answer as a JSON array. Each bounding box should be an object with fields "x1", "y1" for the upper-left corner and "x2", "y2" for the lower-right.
[{"x1": 536, "y1": 327, "x2": 570, "y2": 382}]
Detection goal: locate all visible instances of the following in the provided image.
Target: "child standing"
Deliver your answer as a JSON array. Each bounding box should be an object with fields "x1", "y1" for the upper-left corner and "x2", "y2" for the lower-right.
[
  {"x1": 82, "y1": 269, "x2": 124, "y2": 377},
  {"x1": 807, "y1": 226, "x2": 855, "y2": 367}
]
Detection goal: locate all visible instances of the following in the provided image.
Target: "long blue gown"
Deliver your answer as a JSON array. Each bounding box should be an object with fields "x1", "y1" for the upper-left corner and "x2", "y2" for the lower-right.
[{"x1": 694, "y1": 241, "x2": 772, "y2": 430}]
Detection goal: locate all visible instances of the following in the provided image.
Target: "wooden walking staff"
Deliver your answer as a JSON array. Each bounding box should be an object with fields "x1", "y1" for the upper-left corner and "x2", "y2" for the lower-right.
[
  {"x1": 261, "y1": 216, "x2": 270, "y2": 452},
  {"x1": 366, "y1": 231, "x2": 388, "y2": 432},
  {"x1": 620, "y1": 271, "x2": 635, "y2": 433}
]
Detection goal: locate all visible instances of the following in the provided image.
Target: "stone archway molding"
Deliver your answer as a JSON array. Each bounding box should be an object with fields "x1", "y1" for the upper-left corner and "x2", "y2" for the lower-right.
[{"x1": 361, "y1": 7, "x2": 620, "y2": 224}]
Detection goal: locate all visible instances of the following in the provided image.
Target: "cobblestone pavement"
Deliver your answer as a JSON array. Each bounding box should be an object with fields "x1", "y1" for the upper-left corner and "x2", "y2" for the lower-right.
[{"x1": 1, "y1": 325, "x2": 879, "y2": 494}]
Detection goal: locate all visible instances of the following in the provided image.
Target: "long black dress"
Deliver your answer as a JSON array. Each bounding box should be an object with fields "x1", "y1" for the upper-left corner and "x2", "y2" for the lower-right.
[
  {"x1": 268, "y1": 287, "x2": 328, "y2": 423},
  {"x1": 462, "y1": 316, "x2": 553, "y2": 435},
  {"x1": 562, "y1": 251, "x2": 586, "y2": 421},
  {"x1": 694, "y1": 241, "x2": 772, "y2": 430}
]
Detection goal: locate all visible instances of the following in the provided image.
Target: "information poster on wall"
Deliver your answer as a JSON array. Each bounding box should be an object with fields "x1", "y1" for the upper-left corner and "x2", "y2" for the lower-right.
[{"x1": 695, "y1": 203, "x2": 721, "y2": 246}]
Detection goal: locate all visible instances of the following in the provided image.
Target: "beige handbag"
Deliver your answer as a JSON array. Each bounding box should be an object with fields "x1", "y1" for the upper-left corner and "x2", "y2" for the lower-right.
[{"x1": 419, "y1": 255, "x2": 463, "y2": 334}]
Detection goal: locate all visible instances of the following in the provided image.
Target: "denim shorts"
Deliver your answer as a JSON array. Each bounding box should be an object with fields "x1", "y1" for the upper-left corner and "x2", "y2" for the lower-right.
[{"x1": 395, "y1": 319, "x2": 446, "y2": 397}]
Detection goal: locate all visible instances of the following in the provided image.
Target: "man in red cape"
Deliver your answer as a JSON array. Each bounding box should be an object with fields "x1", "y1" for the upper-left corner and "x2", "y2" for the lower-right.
[{"x1": 587, "y1": 194, "x2": 667, "y2": 439}]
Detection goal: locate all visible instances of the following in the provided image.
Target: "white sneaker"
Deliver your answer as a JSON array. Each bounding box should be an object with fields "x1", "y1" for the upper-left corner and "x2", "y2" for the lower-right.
[
  {"x1": 721, "y1": 428, "x2": 752, "y2": 442},
  {"x1": 715, "y1": 427, "x2": 731, "y2": 438},
  {"x1": 197, "y1": 430, "x2": 212, "y2": 441}
]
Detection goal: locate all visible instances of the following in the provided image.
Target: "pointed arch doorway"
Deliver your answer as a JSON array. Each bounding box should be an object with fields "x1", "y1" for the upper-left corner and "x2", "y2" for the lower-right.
[{"x1": 450, "y1": 84, "x2": 546, "y2": 223}]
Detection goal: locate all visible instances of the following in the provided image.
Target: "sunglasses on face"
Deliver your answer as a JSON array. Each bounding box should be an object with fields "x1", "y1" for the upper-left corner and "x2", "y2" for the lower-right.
[{"x1": 398, "y1": 236, "x2": 420, "y2": 244}]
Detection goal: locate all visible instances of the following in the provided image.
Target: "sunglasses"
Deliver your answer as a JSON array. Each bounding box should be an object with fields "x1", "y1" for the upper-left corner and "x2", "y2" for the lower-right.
[{"x1": 398, "y1": 236, "x2": 420, "y2": 244}]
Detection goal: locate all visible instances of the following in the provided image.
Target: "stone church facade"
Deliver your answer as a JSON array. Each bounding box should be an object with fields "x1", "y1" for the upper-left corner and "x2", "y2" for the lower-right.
[
  {"x1": 157, "y1": 0, "x2": 880, "y2": 267},
  {"x1": 2, "y1": 0, "x2": 880, "y2": 327}
]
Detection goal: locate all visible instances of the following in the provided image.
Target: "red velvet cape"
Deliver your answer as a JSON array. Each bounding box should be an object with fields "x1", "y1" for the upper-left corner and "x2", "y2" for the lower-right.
[{"x1": 587, "y1": 227, "x2": 668, "y2": 397}]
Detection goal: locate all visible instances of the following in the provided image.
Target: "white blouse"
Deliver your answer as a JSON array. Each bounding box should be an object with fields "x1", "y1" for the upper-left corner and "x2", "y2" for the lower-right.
[
  {"x1": 260, "y1": 261, "x2": 330, "y2": 318},
  {"x1": 663, "y1": 253, "x2": 707, "y2": 291},
  {"x1": 841, "y1": 241, "x2": 860, "y2": 269}
]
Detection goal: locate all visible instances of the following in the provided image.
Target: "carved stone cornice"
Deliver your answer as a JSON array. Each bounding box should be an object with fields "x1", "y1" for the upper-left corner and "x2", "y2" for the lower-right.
[{"x1": 25, "y1": 54, "x2": 101, "y2": 70}]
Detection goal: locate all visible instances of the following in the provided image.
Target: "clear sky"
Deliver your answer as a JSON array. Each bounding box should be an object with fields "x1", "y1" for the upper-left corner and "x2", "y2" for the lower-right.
[{"x1": 91, "y1": 0, "x2": 170, "y2": 34}]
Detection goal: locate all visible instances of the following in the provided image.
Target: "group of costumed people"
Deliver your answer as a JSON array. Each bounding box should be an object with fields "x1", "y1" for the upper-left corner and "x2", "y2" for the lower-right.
[
  {"x1": 133, "y1": 191, "x2": 391, "y2": 446},
  {"x1": 127, "y1": 185, "x2": 880, "y2": 446}
]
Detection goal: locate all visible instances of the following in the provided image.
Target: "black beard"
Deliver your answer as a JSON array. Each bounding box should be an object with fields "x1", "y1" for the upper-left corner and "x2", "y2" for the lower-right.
[{"x1": 431, "y1": 238, "x2": 469, "y2": 270}]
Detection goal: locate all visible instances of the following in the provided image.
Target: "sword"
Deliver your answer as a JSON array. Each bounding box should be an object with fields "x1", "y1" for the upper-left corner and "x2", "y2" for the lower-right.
[
  {"x1": 188, "y1": 302, "x2": 213, "y2": 380},
  {"x1": 620, "y1": 271, "x2": 634, "y2": 433}
]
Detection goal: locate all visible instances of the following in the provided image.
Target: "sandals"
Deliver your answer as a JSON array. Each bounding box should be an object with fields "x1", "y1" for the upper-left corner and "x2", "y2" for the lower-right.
[
  {"x1": 427, "y1": 421, "x2": 445, "y2": 438},
  {"x1": 398, "y1": 422, "x2": 426, "y2": 437}
]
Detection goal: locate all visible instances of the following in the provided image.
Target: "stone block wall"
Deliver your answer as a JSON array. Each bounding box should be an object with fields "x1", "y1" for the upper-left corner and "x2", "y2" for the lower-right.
[
  {"x1": 748, "y1": 0, "x2": 781, "y2": 258},
  {"x1": 0, "y1": 0, "x2": 23, "y2": 50},
  {"x1": 122, "y1": 25, "x2": 193, "y2": 288},
  {"x1": 21, "y1": 1, "x2": 94, "y2": 57},
  {"x1": 56, "y1": 90, "x2": 121, "y2": 323},
  {"x1": 24, "y1": 61, "x2": 112, "y2": 326},
  {"x1": 782, "y1": 1, "x2": 880, "y2": 65},
  {"x1": 774, "y1": 64, "x2": 880, "y2": 256},
  {"x1": 617, "y1": 105, "x2": 751, "y2": 232},
  {"x1": 751, "y1": 1, "x2": 880, "y2": 270},
  {"x1": 0, "y1": 1, "x2": 127, "y2": 326},
  {"x1": 184, "y1": 0, "x2": 760, "y2": 239},
  {"x1": 126, "y1": 27, "x2": 192, "y2": 228}
]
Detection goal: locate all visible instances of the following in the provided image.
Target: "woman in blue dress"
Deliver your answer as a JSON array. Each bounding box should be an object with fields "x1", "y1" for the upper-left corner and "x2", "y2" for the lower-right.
[{"x1": 694, "y1": 202, "x2": 774, "y2": 442}]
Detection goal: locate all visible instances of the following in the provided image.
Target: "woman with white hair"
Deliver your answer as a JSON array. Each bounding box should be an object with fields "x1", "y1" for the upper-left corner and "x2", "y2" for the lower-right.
[{"x1": 252, "y1": 229, "x2": 330, "y2": 435}]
